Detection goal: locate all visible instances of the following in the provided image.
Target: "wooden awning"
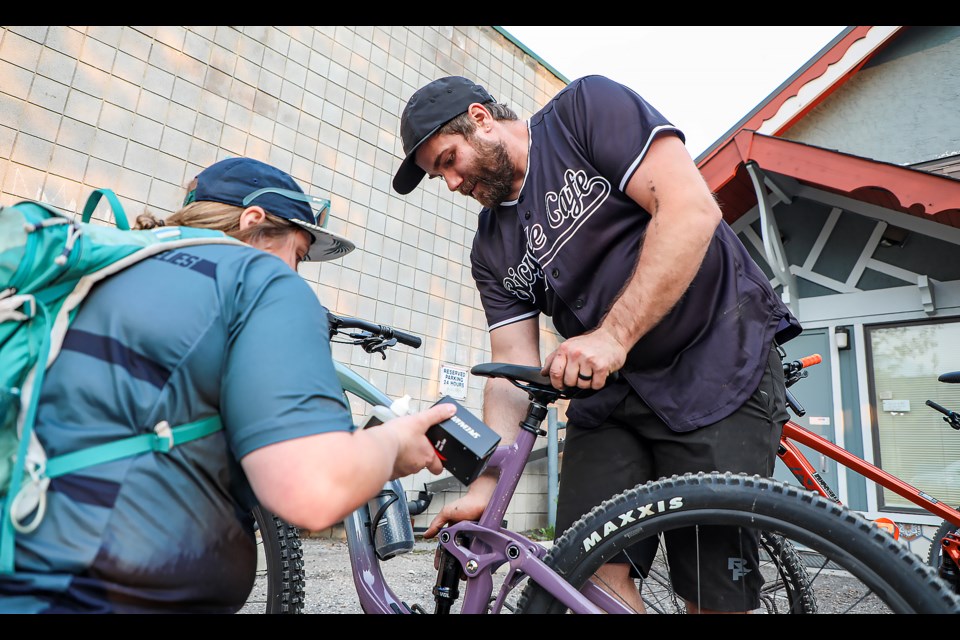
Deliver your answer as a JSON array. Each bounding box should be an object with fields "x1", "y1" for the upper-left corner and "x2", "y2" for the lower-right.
[{"x1": 699, "y1": 130, "x2": 960, "y2": 229}]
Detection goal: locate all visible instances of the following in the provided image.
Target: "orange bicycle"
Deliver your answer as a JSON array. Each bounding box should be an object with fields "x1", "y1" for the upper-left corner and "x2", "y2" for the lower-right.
[{"x1": 777, "y1": 354, "x2": 960, "y2": 594}]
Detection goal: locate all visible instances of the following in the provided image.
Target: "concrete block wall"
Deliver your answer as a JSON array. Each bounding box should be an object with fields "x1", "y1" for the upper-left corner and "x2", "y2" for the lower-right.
[{"x1": 0, "y1": 25, "x2": 569, "y2": 535}]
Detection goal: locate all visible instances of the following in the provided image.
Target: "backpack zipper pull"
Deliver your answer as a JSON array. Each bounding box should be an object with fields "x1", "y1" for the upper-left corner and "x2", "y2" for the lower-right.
[
  {"x1": 23, "y1": 216, "x2": 71, "y2": 233},
  {"x1": 53, "y1": 222, "x2": 83, "y2": 266}
]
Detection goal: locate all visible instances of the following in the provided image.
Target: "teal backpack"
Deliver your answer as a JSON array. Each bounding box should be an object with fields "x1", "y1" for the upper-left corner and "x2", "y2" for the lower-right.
[{"x1": 0, "y1": 189, "x2": 243, "y2": 573}]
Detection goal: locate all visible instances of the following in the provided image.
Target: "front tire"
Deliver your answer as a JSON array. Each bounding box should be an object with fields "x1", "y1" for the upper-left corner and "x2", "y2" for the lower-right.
[
  {"x1": 516, "y1": 472, "x2": 960, "y2": 614},
  {"x1": 250, "y1": 505, "x2": 306, "y2": 614}
]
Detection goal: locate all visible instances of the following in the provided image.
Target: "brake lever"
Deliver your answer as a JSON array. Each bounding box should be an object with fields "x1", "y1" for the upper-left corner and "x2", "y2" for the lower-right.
[
  {"x1": 784, "y1": 369, "x2": 808, "y2": 389},
  {"x1": 366, "y1": 338, "x2": 397, "y2": 359}
]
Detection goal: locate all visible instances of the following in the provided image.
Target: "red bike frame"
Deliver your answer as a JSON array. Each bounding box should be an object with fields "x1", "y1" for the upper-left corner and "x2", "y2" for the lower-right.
[
  {"x1": 779, "y1": 353, "x2": 960, "y2": 579},
  {"x1": 778, "y1": 420, "x2": 960, "y2": 528}
]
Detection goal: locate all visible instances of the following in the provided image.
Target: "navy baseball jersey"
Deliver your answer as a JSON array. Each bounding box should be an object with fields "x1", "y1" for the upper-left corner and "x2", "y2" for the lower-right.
[{"x1": 471, "y1": 75, "x2": 801, "y2": 432}]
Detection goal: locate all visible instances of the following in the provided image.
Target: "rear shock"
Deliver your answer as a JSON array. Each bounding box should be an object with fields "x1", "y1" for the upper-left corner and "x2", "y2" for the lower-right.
[
  {"x1": 431, "y1": 530, "x2": 462, "y2": 614},
  {"x1": 939, "y1": 532, "x2": 960, "y2": 593}
]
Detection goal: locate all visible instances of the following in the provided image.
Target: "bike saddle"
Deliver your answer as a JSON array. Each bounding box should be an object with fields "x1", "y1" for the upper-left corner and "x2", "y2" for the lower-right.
[
  {"x1": 939, "y1": 371, "x2": 960, "y2": 383},
  {"x1": 471, "y1": 363, "x2": 618, "y2": 399}
]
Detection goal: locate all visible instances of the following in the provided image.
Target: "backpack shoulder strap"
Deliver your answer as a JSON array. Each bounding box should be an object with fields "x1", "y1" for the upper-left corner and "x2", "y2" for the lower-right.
[
  {"x1": 8, "y1": 415, "x2": 223, "y2": 535},
  {"x1": 42, "y1": 416, "x2": 223, "y2": 481},
  {"x1": 45, "y1": 415, "x2": 223, "y2": 479}
]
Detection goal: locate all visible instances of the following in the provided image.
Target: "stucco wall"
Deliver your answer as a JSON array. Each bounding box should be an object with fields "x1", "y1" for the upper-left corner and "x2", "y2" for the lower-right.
[{"x1": 784, "y1": 26, "x2": 960, "y2": 166}]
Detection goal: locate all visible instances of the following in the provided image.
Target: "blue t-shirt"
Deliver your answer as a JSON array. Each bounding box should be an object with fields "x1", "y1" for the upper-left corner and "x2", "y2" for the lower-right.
[
  {"x1": 0, "y1": 242, "x2": 353, "y2": 613},
  {"x1": 471, "y1": 75, "x2": 801, "y2": 432}
]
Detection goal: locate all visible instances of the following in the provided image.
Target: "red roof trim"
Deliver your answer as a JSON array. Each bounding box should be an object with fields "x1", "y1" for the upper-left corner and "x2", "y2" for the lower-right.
[
  {"x1": 698, "y1": 26, "x2": 889, "y2": 167},
  {"x1": 746, "y1": 27, "x2": 875, "y2": 137},
  {"x1": 703, "y1": 131, "x2": 960, "y2": 217}
]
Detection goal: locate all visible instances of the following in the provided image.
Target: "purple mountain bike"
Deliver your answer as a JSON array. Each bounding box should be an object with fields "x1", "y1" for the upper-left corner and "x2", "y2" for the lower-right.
[{"x1": 247, "y1": 314, "x2": 960, "y2": 614}]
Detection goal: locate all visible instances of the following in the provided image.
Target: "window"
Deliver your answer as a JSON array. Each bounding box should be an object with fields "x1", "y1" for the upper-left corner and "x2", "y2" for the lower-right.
[{"x1": 866, "y1": 319, "x2": 960, "y2": 512}]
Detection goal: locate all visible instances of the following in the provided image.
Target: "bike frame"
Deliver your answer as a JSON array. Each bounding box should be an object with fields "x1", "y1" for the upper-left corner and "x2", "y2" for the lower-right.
[
  {"x1": 334, "y1": 360, "x2": 629, "y2": 614},
  {"x1": 779, "y1": 418, "x2": 960, "y2": 528},
  {"x1": 332, "y1": 336, "x2": 960, "y2": 613}
]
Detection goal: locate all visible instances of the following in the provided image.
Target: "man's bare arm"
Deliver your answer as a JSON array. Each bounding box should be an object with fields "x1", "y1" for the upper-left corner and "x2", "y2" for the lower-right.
[
  {"x1": 544, "y1": 134, "x2": 722, "y2": 388},
  {"x1": 483, "y1": 317, "x2": 542, "y2": 445}
]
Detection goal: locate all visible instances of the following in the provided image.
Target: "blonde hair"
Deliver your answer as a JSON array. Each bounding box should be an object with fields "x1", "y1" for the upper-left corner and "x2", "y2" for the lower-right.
[{"x1": 134, "y1": 201, "x2": 304, "y2": 247}]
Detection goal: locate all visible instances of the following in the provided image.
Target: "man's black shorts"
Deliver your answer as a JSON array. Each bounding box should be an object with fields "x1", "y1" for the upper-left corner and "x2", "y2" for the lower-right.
[{"x1": 554, "y1": 345, "x2": 789, "y2": 612}]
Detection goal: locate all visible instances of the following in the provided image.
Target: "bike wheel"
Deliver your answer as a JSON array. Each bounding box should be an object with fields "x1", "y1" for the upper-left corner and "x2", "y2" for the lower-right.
[
  {"x1": 927, "y1": 518, "x2": 958, "y2": 568},
  {"x1": 637, "y1": 530, "x2": 816, "y2": 614},
  {"x1": 249, "y1": 505, "x2": 306, "y2": 614},
  {"x1": 516, "y1": 472, "x2": 960, "y2": 614}
]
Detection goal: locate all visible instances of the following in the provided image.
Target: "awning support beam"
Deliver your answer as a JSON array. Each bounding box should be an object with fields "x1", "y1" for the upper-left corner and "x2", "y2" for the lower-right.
[{"x1": 746, "y1": 161, "x2": 800, "y2": 318}]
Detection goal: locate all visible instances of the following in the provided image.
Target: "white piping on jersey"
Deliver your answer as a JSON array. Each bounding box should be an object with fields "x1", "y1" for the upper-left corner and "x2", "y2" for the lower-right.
[
  {"x1": 619, "y1": 124, "x2": 680, "y2": 193},
  {"x1": 488, "y1": 309, "x2": 540, "y2": 331},
  {"x1": 498, "y1": 120, "x2": 532, "y2": 208},
  {"x1": 528, "y1": 124, "x2": 683, "y2": 270}
]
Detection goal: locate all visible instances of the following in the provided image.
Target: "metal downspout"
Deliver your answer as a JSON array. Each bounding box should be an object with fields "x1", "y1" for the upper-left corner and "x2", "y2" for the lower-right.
[{"x1": 547, "y1": 407, "x2": 561, "y2": 530}]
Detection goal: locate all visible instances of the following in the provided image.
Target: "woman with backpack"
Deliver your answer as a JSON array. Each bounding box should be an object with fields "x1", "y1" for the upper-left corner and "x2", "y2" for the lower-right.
[{"x1": 0, "y1": 157, "x2": 452, "y2": 613}]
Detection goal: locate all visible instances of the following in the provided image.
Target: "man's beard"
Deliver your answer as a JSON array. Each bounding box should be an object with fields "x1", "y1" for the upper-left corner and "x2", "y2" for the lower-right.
[{"x1": 463, "y1": 136, "x2": 514, "y2": 208}]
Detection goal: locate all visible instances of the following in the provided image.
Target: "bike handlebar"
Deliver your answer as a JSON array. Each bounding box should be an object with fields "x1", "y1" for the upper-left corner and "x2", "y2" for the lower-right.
[
  {"x1": 327, "y1": 312, "x2": 422, "y2": 349},
  {"x1": 926, "y1": 399, "x2": 953, "y2": 417},
  {"x1": 798, "y1": 354, "x2": 822, "y2": 369},
  {"x1": 925, "y1": 371, "x2": 960, "y2": 432},
  {"x1": 925, "y1": 399, "x2": 960, "y2": 431},
  {"x1": 782, "y1": 353, "x2": 821, "y2": 417},
  {"x1": 783, "y1": 353, "x2": 821, "y2": 376}
]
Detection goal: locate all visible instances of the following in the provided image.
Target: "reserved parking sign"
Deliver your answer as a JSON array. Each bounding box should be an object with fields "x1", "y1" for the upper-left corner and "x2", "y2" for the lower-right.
[{"x1": 439, "y1": 363, "x2": 468, "y2": 400}]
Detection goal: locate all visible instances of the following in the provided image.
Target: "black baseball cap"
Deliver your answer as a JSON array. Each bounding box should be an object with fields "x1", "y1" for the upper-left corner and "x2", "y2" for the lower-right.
[
  {"x1": 185, "y1": 157, "x2": 355, "y2": 261},
  {"x1": 392, "y1": 76, "x2": 495, "y2": 195}
]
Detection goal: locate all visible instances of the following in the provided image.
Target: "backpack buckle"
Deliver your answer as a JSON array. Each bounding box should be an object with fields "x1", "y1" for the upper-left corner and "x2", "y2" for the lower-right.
[
  {"x1": 10, "y1": 467, "x2": 51, "y2": 535},
  {"x1": 0, "y1": 290, "x2": 36, "y2": 322},
  {"x1": 153, "y1": 421, "x2": 174, "y2": 453}
]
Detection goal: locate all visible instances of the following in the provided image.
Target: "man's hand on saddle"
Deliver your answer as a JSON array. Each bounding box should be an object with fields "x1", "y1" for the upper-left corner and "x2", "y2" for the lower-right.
[{"x1": 542, "y1": 328, "x2": 626, "y2": 390}]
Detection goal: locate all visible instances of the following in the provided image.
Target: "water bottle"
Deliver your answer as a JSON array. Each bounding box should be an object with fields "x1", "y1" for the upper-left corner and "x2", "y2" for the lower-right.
[{"x1": 364, "y1": 395, "x2": 416, "y2": 560}]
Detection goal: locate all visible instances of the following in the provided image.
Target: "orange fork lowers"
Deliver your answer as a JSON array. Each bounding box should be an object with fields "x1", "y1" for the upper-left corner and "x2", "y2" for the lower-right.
[{"x1": 788, "y1": 353, "x2": 901, "y2": 540}]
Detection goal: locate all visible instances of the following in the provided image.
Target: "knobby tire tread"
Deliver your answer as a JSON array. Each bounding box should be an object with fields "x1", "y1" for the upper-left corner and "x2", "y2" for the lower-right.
[
  {"x1": 758, "y1": 531, "x2": 818, "y2": 613},
  {"x1": 514, "y1": 472, "x2": 960, "y2": 614},
  {"x1": 252, "y1": 504, "x2": 306, "y2": 614}
]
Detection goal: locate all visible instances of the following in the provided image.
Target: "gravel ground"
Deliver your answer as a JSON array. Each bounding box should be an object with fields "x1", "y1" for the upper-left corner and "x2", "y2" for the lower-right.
[
  {"x1": 237, "y1": 534, "x2": 907, "y2": 615},
  {"x1": 238, "y1": 535, "x2": 454, "y2": 614},
  {"x1": 297, "y1": 537, "x2": 444, "y2": 614}
]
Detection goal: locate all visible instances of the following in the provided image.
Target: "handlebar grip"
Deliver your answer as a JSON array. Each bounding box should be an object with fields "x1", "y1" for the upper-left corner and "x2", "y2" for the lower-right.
[
  {"x1": 328, "y1": 312, "x2": 422, "y2": 349},
  {"x1": 798, "y1": 354, "x2": 822, "y2": 368},
  {"x1": 926, "y1": 399, "x2": 953, "y2": 416},
  {"x1": 390, "y1": 328, "x2": 421, "y2": 349},
  {"x1": 785, "y1": 388, "x2": 806, "y2": 417}
]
